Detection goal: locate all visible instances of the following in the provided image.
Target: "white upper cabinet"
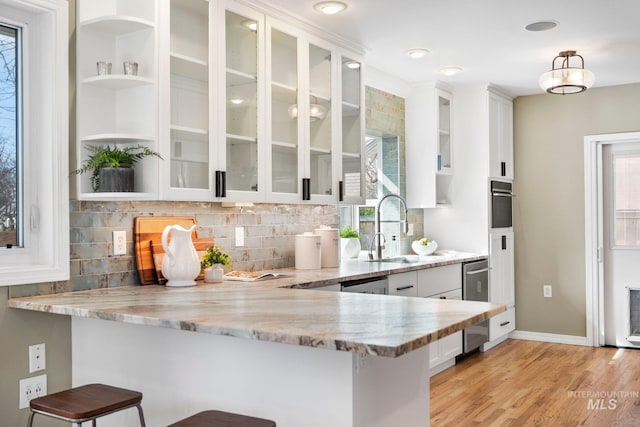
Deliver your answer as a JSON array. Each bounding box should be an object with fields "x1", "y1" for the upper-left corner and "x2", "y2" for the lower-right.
[
  {"x1": 266, "y1": 19, "x2": 340, "y2": 204},
  {"x1": 78, "y1": 0, "x2": 363, "y2": 203},
  {"x1": 159, "y1": 0, "x2": 211, "y2": 200},
  {"x1": 339, "y1": 54, "x2": 365, "y2": 204},
  {"x1": 489, "y1": 90, "x2": 514, "y2": 180},
  {"x1": 76, "y1": 0, "x2": 159, "y2": 199},
  {"x1": 406, "y1": 83, "x2": 453, "y2": 208},
  {"x1": 218, "y1": 3, "x2": 265, "y2": 201}
]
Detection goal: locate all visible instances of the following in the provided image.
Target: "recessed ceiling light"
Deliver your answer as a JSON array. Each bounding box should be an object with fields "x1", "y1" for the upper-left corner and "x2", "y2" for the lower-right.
[
  {"x1": 313, "y1": 1, "x2": 348, "y2": 15},
  {"x1": 230, "y1": 98, "x2": 244, "y2": 105},
  {"x1": 440, "y1": 66, "x2": 463, "y2": 76},
  {"x1": 407, "y1": 48, "x2": 430, "y2": 59},
  {"x1": 344, "y1": 60, "x2": 360, "y2": 69},
  {"x1": 525, "y1": 21, "x2": 558, "y2": 32}
]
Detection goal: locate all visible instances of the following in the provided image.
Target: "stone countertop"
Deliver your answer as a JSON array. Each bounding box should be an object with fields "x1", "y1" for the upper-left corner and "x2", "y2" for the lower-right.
[
  {"x1": 222, "y1": 250, "x2": 488, "y2": 290},
  {"x1": 8, "y1": 285, "x2": 503, "y2": 358},
  {"x1": 8, "y1": 251, "x2": 501, "y2": 358}
]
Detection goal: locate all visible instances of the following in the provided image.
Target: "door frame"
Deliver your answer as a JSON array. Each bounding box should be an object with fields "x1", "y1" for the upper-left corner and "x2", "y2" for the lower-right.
[{"x1": 584, "y1": 131, "x2": 640, "y2": 347}]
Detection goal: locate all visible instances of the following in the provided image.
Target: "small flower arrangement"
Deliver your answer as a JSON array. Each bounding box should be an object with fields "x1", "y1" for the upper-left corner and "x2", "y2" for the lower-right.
[{"x1": 200, "y1": 245, "x2": 231, "y2": 269}]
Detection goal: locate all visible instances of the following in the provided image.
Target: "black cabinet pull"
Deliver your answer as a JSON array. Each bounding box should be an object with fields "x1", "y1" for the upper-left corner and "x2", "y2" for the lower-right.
[
  {"x1": 215, "y1": 171, "x2": 226, "y2": 198},
  {"x1": 501, "y1": 161, "x2": 506, "y2": 177},
  {"x1": 396, "y1": 285, "x2": 414, "y2": 291},
  {"x1": 338, "y1": 180, "x2": 344, "y2": 202},
  {"x1": 440, "y1": 296, "x2": 447, "y2": 299},
  {"x1": 501, "y1": 235, "x2": 507, "y2": 250},
  {"x1": 500, "y1": 321, "x2": 511, "y2": 327},
  {"x1": 302, "y1": 178, "x2": 310, "y2": 200}
]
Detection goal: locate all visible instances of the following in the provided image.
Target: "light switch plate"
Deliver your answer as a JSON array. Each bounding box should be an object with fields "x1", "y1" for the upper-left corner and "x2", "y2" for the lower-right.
[
  {"x1": 235, "y1": 227, "x2": 244, "y2": 247},
  {"x1": 113, "y1": 230, "x2": 126, "y2": 255},
  {"x1": 29, "y1": 343, "x2": 45, "y2": 373}
]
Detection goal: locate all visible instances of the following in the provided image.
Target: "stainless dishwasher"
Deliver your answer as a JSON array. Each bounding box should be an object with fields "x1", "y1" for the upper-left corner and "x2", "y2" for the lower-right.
[
  {"x1": 462, "y1": 259, "x2": 489, "y2": 353},
  {"x1": 340, "y1": 276, "x2": 388, "y2": 294}
]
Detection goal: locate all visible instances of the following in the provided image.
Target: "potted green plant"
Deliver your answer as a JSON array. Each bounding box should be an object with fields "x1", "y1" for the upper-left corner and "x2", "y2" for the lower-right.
[
  {"x1": 71, "y1": 144, "x2": 162, "y2": 192},
  {"x1": 200, "y1": 244, "x2": 231, "y2": 283},
  {"x1": 340, "y1": 226, "x2": 361, "y2": 259}
]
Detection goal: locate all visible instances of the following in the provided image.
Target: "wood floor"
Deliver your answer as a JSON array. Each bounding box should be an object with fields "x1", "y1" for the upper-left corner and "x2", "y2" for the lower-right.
[{"x1": 430, "y1": 339, "x2": 640, "y2": 426}]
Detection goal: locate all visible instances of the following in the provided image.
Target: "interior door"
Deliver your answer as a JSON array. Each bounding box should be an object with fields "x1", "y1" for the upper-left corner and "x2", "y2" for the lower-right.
[{"x1": 602, "y1": 143, "x2": 640, "y2": 347}]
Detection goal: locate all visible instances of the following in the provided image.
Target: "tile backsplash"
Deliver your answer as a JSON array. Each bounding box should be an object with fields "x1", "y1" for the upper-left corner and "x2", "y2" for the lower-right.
[{"x1": 69, "y1": 200, "x2": 339, "y2": 290}]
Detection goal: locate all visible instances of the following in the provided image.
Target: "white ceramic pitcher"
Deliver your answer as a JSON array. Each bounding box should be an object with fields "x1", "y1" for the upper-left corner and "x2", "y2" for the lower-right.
[{"x1": 161, "y1": 224, "x2": 200, "y2": 287}]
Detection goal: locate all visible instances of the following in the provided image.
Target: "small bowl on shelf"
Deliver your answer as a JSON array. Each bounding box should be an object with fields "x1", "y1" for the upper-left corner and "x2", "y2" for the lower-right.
[{"x1": 411, "y1": 239, "x2": 438, "y2": 256}]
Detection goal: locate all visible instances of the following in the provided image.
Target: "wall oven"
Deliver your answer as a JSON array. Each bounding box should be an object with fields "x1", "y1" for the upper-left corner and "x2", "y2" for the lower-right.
[{"x1": 490, "y1": 180, "x2": 513, "y2": 229}]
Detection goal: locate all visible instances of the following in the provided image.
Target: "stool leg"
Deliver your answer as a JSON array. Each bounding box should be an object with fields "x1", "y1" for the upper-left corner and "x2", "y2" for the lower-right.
[
  {"x1": 27, "y1": 411, "x2": 36, "y2": 427},
  {"x1": 136, "y1": 404, "x2": 146, "y2": 427},
  {"x1": 92, "y1": 419, "x2": 97, "y2": 426}
]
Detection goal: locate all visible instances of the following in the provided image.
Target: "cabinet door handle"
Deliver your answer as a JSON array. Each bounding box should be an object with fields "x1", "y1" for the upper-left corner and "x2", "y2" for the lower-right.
[
  {"x1": 501, "y1": 235, "x2": 507, "y2": 250},
  {"x1": 302, "y1": 178, "x2": 311, "y2": 200},
  {"x1": 500, "y1": 321, "x2": 511, "y2": 327},
  {"x1": 215, "y1": 171, "x2": 226, "y2": 198},
  {"x1": 466, "y1": 268, "x2": 490, "y2": 275},
  {"x1": 396, "y1": 285, "x2": 414, "y2": 291},
  {"x1": 338, "y1": 180, "x2": 344, "y2": 202},
  {"x1": 501, "y1": 161, "x2": 506, "y2": 177},
  {"x1": 440, "y1": 296, "x2": 447, "y2": 299}
]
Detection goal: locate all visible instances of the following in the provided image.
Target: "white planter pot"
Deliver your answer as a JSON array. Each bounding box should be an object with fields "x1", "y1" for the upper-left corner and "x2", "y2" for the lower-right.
[
  {"x1": 340, "y1": 238, "x2": 361, "y2": 259},
  {"x1": 204, "y1": 264, "x2": 225, "y2": 283}
]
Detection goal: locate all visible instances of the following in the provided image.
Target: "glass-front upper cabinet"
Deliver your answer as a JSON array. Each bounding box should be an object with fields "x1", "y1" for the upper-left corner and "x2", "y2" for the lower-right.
[
  {"x1": 266, "y1": 19, "x2": 340, "y2": 204},
  {"x1": 308, "y1": 41, "x2": 335, "y2": 203},
  {"x1": 267, "y1": 21, "x2": 302, "y2": 202},
  {"x1": 161, "y1": 0, "x2": 210, "y2": 200},
  {"x1": 340, "y1": 54, "x2": 364, "y2": 204},
  {"x1": 437, "y1": 89, "x2": 452, "y2": 173},
  {"x1": 220, "y1": 4, "x2": 264, "y2": 201}
]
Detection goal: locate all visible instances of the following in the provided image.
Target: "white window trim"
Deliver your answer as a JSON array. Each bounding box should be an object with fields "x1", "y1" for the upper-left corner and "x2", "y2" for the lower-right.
[{"x1": 0, "y1": 0, "x2": 68, "y2": 286}]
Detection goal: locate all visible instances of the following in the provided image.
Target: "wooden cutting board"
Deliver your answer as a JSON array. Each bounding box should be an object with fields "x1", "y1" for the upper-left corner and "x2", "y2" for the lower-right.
[{"x1": 134, "y1": 216, "x2": 208, "y2": 285}]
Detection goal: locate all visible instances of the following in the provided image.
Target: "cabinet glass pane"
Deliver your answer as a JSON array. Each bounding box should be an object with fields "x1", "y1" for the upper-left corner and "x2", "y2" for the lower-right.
[
  {"x1": 169, "y1": 0, "x2": 209, "y2": 190},
  {"x1": 226, "y1": 11, "x2": 258, "y2": 192},
  {"x1": 309, "y1": 44, "x2": 332, "y2": 196},
  {"x1": 438, "y1": 95, "x2": 451, "y2": 170},
  {"x1": 342, "y1": 57, "x2": 361, "y2": 199},
  {"x1": 271, "y1": 29, "x2": 298, "y2": 194}
]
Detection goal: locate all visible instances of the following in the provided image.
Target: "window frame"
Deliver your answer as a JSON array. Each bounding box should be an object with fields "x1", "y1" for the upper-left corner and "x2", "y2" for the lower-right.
[{"x1": 0, "y1": 0, "x2": 68, "y2": 286}]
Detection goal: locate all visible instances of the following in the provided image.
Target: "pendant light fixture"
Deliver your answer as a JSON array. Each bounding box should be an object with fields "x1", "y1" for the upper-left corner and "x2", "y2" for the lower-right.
[{"x1": 539, "y1": 50, "x2": 595, "y2": 95}]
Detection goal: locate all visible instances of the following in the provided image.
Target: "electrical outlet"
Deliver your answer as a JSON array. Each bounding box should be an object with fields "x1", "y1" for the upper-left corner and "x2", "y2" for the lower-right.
[
  {"x1": 29, "y1": 343, "x2": 45, "y2": 373},
  {"x1": 19, "y1": 374, "x2": 47, "y2": 409},
  {"x1": 235, "y1": 227, "x2": 244, "y2": 247},
  {"x1": 113, "y1": 230, "x2": 126, "y2": 256},
  {"x1": 407, "y1": 223, "x2": 414, "y2": 236},
  {"x1": 544, "y1": 285, "x2": 552, "y2": 298}
]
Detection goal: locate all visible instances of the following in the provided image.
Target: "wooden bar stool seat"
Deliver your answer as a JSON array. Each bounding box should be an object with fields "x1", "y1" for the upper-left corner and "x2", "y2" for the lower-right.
[
  {"x1": 168, "y1": 410, "x2": 276, "y2": 427},
  {"x1": 27, "y1": 383, "x2": 145, "y2": 427}
]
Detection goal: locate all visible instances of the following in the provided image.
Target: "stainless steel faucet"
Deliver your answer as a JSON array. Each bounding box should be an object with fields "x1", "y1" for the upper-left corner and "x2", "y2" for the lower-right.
[{"x1": 374, "y1": 193, "x2": 409, "y2": 260}]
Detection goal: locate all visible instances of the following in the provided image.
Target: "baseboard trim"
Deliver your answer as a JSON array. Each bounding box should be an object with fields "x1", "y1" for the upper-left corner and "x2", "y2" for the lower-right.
[{"x1": 510, "y1": 330, "x2": 589, "y2": 346}]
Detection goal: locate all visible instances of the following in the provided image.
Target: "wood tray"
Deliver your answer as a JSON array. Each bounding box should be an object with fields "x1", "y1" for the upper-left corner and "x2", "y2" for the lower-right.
[{"x1": 134, "y1": 216, "x2": 212, "y2": 285}]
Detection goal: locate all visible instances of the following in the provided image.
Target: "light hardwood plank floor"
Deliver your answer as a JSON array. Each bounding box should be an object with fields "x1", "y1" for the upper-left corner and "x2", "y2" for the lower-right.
[{"x1": 430, "y1": 339, "x2": 640, "y2": 426}]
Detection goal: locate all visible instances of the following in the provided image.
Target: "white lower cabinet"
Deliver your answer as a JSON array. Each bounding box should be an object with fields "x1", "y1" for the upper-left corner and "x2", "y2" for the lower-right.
[
  {"x1": 426, "y1": 288, "x2": 463, "y2": 373},
  {"x1": 388, "y1": 271, "x2": 418, "y2": 296},
  {"x1": 488, "y1": 231, "x2": 515, "y2": 343},
  {"x1": 416, "y1": 264, "x2": 461, "y2": 297}
]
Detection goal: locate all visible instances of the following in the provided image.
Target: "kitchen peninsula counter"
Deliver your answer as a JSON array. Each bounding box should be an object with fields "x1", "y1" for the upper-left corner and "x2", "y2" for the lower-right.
[{"x1": 9, "y1": 253, "x2": 501, "y2": 427}]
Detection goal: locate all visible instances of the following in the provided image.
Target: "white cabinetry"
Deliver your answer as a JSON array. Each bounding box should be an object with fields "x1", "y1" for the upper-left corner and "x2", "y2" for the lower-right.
[
  {"x1": 79, "y1": 0, "x2": 363, "y2": 203},
  {"x1": 388, "y1": 271, "x2": 418, "y2": 297},
  {"x1": 488, "y1": 231, "x2": 515, "y2": 341},
  {"x1": 76, "y1": 0, "x2": 159, "y2": 199},
  {"x1": 406, "y1": 83, "x2": 453, "y2": 208},
  {"x1": 414, "y1": 264, "x2": 463, "y2": 372},
  {"x1": 489, "y1": 90, "x2": 514, "y2": 180}
]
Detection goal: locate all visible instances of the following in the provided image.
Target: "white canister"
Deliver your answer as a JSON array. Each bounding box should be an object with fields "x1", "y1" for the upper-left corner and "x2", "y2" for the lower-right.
[
  {"x1": 314, "y1": 226, "x2": 339, "y2": 268},
  {"x1": 295, "y1": 232, "x2": 322, "y2": 270}
]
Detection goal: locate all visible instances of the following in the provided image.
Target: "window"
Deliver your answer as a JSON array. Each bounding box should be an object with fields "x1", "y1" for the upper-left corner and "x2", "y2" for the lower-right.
[
  {"x1": 0, "y1": 0, "x2": 69, "y2": 286},
  {"x1": 614, "y1": 153, "x2": 640, "y2": 247},
  {"x1": 0, "y1": 23, "x2": 19, "y2": 248}
]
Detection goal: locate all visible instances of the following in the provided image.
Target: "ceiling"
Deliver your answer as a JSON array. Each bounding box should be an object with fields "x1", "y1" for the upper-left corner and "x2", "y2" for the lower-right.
[{"x1": 258, "y1": 0, "x2": 640, "y2": 97}]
